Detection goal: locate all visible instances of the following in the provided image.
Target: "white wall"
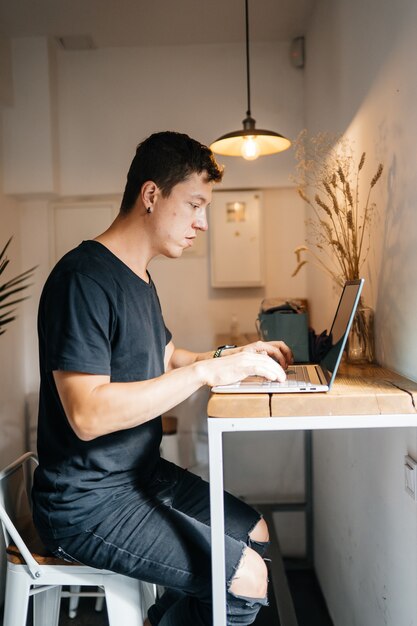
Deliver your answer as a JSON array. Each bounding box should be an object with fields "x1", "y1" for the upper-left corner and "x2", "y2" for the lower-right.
[
  {"x1": 0, "y1": 223, "x2": 27, "y2": 465},
  {"x1": 55, "y1": 41, "x2": 303, "y2": 193},
  {"x1": 305, "y1": 0, "x2": 417, "y2": 624},
  {"x1": 0, "y1": 37, "x2": 12, "y2": 107},
  {"x1": 2, "y1": 38, "x2": 58, "y2": 195},
  {"x1": 0, "y1": 134, "x2": 27, "y2": 467},
  {"x1": 0, "y1": 122, "x2": 27, "y2": 605}
]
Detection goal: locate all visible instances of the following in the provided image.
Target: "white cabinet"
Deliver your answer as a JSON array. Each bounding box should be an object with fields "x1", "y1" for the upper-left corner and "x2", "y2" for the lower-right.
[{"x1": 209, "y1": 190, "x2": 264, "y2": 288}]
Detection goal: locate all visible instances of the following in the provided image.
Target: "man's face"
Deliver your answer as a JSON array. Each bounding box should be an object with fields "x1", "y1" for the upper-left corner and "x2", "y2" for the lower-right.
[{"x1": 152, "y1": 171, "x2": 212, "y2": 258}]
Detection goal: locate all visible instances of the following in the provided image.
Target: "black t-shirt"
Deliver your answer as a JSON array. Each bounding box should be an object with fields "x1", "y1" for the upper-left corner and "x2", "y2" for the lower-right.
[{"x1": 33, "y1": 241, "x2": 172, "y2": 540}]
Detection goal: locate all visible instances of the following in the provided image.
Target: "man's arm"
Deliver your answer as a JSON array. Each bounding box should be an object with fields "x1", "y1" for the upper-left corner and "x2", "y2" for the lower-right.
[
  {"x1": 164, "y1": 341, "x2": 217, "y2": 370},
  {"x1": 54, "y1": 365, "x2": 205, "y2": 442},
  {"x1": 164, "y1": 339, "x2": 293, "y2": 371},
  {"x1": 54, "y1": 341, "x2": 290, "y2": 442}
]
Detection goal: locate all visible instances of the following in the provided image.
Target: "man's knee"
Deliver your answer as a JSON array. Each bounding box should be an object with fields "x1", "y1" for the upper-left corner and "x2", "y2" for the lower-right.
[
  {"x1": 229, "y1": 546, "x2": 268, "y2": 599},
  {"x1": 249, "y1": 517, "x2": 269, "y2": 544}
]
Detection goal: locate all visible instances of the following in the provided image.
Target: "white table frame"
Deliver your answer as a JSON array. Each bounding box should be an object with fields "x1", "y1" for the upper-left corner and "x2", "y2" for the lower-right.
[{"x1": 208, "y1": 411, "x2": 417, "y2": 626}]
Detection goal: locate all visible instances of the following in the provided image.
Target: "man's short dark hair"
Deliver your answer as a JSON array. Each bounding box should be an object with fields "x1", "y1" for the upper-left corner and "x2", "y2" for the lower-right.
[{"x1": 120, "y1": 131, "x2": 224, "y2": 214}]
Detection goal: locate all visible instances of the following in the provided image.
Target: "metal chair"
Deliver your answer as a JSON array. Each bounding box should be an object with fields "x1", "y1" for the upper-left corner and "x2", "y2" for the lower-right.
[
  {"x1": 0, "y1": 452, "x2": 154, "y2": 626},
  {"x1": 67, "y1": 583, "x2": 105, "y2": 619}
]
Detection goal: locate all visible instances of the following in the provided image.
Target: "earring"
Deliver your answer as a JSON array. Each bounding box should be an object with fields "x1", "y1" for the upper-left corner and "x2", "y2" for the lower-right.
[{"x1": 146, "y1": 207, "x2": 152, "y2": 214}]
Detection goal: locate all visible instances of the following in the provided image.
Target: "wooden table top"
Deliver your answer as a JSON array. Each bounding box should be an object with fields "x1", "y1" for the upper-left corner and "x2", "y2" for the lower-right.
[{"x1": 207, "y1": 363, "x2": 417, "y2": 419}]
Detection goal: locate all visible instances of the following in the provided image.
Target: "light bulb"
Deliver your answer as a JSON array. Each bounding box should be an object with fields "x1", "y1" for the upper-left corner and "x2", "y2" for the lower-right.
[{"x1": 241, "y1": 135, "x2": 260, "y2": 160}]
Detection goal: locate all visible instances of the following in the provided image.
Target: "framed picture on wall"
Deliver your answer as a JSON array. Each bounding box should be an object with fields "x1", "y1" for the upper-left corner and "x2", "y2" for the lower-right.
[{"x1": 209, "y1": 190, "x2": 264, "y2": 287}]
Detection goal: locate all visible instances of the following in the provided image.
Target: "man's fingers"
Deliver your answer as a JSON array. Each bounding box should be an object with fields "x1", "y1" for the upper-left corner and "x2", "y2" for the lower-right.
[
  {"x1": 279, "y1": 342, "x2": 294, "y2": 364},
  {"x1": 208, "y1": 350, "x2": 287, "y2": 387},
  {"x1": 261, "y1": 343, "x2": 293, "y2": 369},
  {"x1": 241, "y1": 341, "x2": 293, "y2": 369},
  {"x1": 251, "y1": 353, "x2": 287, "y2": 382}
]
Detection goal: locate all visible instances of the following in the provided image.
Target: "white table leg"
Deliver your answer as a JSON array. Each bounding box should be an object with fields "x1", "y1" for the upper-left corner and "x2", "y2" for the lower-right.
[{"x1": 208, "y1": 419, "x2": 227, "y2": 626}]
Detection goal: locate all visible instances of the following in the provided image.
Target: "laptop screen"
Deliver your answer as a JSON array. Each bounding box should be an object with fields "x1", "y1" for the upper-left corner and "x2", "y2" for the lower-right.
[{"x1": 320, "y1": 279, "x2": 364, "y2": 377}]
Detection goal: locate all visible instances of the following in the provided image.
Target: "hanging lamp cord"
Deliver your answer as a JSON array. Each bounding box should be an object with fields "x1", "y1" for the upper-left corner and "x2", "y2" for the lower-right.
[{"x1": 245, "y1": 0, "x2": 252, "y2": 118}]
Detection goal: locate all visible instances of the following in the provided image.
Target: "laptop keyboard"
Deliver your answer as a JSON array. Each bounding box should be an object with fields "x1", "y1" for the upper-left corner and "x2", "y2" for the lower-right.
[{"x1": 251, "y1": 366, "x2": 312, "y2": 389}]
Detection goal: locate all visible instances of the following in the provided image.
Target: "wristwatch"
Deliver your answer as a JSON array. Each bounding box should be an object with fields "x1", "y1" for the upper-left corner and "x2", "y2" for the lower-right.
[{"x1": 213, "y1": 344, "x2": 237, "y2": 358}]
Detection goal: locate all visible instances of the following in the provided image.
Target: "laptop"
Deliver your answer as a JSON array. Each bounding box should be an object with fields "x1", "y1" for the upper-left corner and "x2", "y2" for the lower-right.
[{"x1": 212, "y1": 278, "x2": 364, "y2": 394}]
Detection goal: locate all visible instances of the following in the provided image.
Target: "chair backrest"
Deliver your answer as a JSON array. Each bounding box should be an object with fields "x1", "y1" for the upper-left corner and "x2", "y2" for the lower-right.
[{"x1": 0, "y1": 452, "x2": 44, "y2": 578}]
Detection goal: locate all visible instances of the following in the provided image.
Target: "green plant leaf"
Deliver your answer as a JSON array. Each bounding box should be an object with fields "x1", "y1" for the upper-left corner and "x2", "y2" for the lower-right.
[
  {"x1": 0, "y1": 296, "x2": 29, "y2": 310},
  {"x1": 0, "y1": 314, "x2": 17, "y2": 326},
  {"x1": 0, "y1": 237, "x2": 12, "y2": 263},
  {"x1": 0, "y1": 236, "x2": 36, "y2": 336},
  {"x1": 0, "y1": 267, "x2": 37, "y2": 291},
  {"x1": 0, "y1": 285, "x2": 34, "y2": 303}
]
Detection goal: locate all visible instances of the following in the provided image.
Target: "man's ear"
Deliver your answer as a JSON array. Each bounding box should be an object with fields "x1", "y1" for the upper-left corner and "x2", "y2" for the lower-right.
[{"x1": 141, "y1": 181, "x2": 158, "y2": 209}]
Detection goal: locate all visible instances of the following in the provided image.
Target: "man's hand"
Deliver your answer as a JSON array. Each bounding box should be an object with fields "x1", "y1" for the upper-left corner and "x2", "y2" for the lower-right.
[
  {"x1": 240, "y1": 340, "x2": 293, "y2": 370},
  {"x1": 195, "y1": 349, "x2": 288, "y2": 388}
]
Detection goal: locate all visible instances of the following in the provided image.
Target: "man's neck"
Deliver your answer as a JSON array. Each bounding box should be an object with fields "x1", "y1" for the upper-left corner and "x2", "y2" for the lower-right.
[{"x1": 94, "y1": 213, "x2": 153, "y2": 282}]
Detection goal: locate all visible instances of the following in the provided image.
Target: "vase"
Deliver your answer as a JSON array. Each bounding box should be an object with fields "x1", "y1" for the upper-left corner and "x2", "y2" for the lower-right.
[{"x1": 346, "y1": 301, "x2": 375, "y2": 363}]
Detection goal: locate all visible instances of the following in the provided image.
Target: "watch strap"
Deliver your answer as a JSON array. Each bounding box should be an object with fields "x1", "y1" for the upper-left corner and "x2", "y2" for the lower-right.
[{"x1": 213, "y1": 344, "x2": 237, "y2": 358}]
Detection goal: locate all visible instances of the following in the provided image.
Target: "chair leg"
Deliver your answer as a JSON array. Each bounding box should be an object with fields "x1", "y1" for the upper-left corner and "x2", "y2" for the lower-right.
[
  {"x1": 3, "y1": 567, "x2": 31, "y2": 626},
  {"x1": 105, "y1": 575, "x2": 144, "y2": 626},
  {"x1": 33, "y1": 585, "x2": 61, "y2": 626},
  {"x1": 69, "y1": 584, "x2": 81, "y2": 618},
  {"x1": 141, "y1": 582, "x2": 157, "y2": 618},
  {"x1": 95, "y1": 592, "x2": 105, "y2": 612}
]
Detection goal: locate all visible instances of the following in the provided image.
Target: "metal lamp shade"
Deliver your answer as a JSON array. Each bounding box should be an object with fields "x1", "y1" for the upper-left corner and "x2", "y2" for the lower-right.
[{"x1": 210, "y1": 128, "x2": 291, "y2": 157}]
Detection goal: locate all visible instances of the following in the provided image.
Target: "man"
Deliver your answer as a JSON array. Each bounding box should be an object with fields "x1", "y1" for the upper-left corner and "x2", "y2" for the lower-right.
[{"x1": 33, "y1": 131, "x2": 292, "y2": 625}]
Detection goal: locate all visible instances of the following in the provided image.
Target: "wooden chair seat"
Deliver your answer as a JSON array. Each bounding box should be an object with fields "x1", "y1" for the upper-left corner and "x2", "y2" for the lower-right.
[{"x1": 6, "y1": 544, "x2": 78, "y2": 566}]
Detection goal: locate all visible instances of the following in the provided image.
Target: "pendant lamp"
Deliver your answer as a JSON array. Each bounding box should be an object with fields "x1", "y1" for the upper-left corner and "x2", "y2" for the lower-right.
[{"x1": 210, "y1": 0, "x2": 291, "y2": 160}]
